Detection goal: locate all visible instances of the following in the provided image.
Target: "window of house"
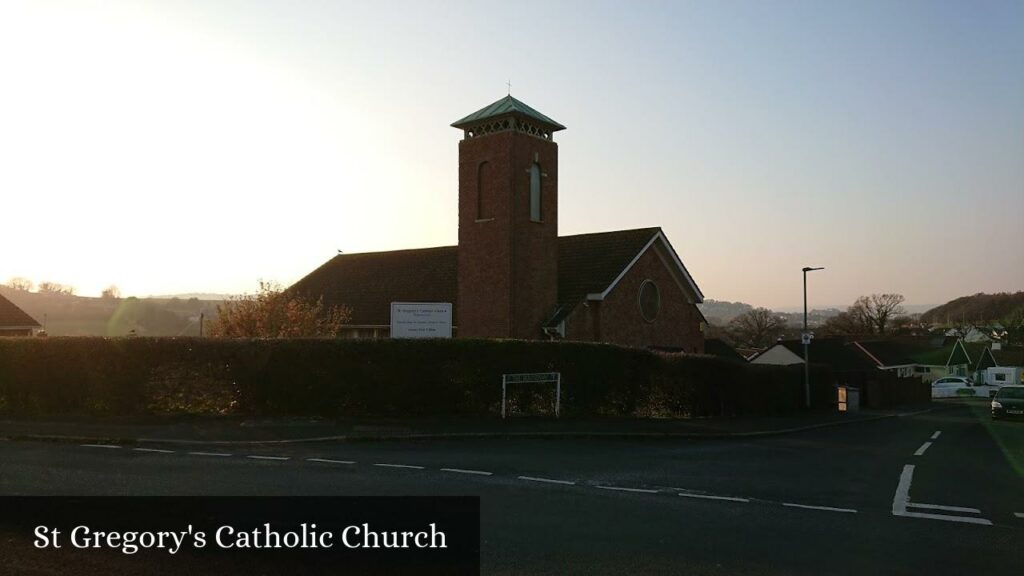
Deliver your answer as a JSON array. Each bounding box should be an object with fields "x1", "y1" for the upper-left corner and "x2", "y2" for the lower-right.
[
  {"x1": 995, "y1": 373, "x2": 1007, "y2": 382},
  {"x1": 529, "y1": 163, "x2": 542, "y2": 222},
  {"x1": 638, "y1": 280, "x2": 660, "y2": 322}
]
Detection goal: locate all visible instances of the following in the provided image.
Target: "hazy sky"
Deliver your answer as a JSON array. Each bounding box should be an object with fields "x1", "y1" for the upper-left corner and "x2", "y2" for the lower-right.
[{"x1": 1, "y1": 0, "x2": 1021, "y2": 309}]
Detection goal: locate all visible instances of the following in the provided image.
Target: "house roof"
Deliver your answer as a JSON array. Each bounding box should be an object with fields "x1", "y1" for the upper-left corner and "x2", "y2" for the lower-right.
[
  {"x1": 451, "y1": 95, "x2": 566, "y2": 131},
  {"x1": 290, "y1": 246, "x2": 458, "y2": 326},
  {"x1": 851, "y1": 340, "x2": 918, "y2": 367},
  {"x1": 753, "y1": 338, "x2": 879, "y2": 372},
  {"x1": 703, "y1": 338, "x2": 747, "y2": 362},
  {"x1": 0, "y1": 293, "x2": 41, "y2": 329},
  {"x1": 992, "y1": 347, "x2": 1024, "y2": 367},
  {"x1": 290, "y1": 228, "x2": 697, "y2": 328}
]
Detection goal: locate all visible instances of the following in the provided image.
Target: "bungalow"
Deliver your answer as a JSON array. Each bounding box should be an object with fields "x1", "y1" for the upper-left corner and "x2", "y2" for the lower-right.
[{"x1": 0, "y1": 293, "x2": 41, "y2": 336}]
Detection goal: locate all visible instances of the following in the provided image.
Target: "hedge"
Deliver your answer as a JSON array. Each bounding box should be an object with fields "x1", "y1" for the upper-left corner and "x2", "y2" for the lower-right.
[{"x1": 0, "y1": 338, "x2": 836, "y2": 418}]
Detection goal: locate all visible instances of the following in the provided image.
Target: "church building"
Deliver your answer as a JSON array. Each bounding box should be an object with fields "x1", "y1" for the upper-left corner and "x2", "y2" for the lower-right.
[{"x1": 291, "y1": 96, "x2": 706, "y2": 352}]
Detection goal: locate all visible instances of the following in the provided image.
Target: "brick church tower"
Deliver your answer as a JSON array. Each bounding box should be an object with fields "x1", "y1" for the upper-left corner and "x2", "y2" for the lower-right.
[{"x1": 452, "y1": 96, "x2": 566, "y2": 338}]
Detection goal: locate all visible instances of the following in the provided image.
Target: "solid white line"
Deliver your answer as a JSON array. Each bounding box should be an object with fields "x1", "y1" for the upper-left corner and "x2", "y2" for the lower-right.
[
  {"x1": 896, "y1": 511, "x2": 993, "y2": 526},
  {"x1": 892, "y1": 464, "x2": 914, "y2": 515},
  {"x1": 246, "y1": 455, "x2": 290, "y2": 461},
  {"x1": 518, "y1": 476, "x2": 576, "y2": 486},
  {"x1": 913, "y1": 442, "x2": 932, "y2": 456},
  {"x1": 81, "y1": 444, "x2": 121, "y2": 449},
  {"x1": 595, "y1": 486, "x2": 659, "y2": 494},
  {"x1": 440, "y1": 468, "x2": 493, "y2": 476},
  {"x1": 1014, "y1": 512, "x2": 1024, "y2": 519},
  {"x1": 930, "y1": 431, "x2": 942, "y2": 440},
  {"x1": 373, "y1": 463, "x2": 425, "y2": 470},
  {"x1": 678, "y1": 493, "x2": 750, "y2": 503},
  {"x1": 907, "y1": 502, "x2": 980, "y2": 514},
  {"x1": 188, "y1": 452, "x2": 232, "y2": 457},
  {"x1": 132, "y1": 448, "x2": 174, "y2": 454},
  {"x1": 783, "y1": 502, "x2": 857, "y2": 514},
  {"x1": 306, "y1": 458, "x2": 355, "y2": 465}
]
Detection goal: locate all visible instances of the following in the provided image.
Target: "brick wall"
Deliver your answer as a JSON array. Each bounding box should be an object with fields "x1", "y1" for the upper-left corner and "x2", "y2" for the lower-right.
[
  {"x1": 456, "y1": 129, "x2": 558, "y2": 339},
  {"x1": 564, "y1": 246, "x2": 704, "y2": 352}
]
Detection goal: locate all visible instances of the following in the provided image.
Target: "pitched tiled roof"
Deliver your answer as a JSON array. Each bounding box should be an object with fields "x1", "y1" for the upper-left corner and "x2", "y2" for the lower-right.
[
  {"x1": 703, "y1": 338, "x2": 747, "y2": 362},
  {"x1": 290, "y1": 228, "x2": 677, "y2": 328},
  {"x1": 553, "y1": 227, "x2": 662, "y2": 321},
  {"x1": 852, "y1": 340, "x2": 918, "y2": 367},
  {"x1": 290, "y1": 246, "x2": 458, "y2": 326},
  {"x1": 451, "y1": 95, "x2": 566, "y2": 131},
  {"x1": 0, "y1": 293, "x2": 41, "y2": 328},
  {"x1": 992, "y1": 347, "x2": 1024, "y2": 367},
  {"x1": 771, "y1": 338, "x2": 879, "y2": 372}
]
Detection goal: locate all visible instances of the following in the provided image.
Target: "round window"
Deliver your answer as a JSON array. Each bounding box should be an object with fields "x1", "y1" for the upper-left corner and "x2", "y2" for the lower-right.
[{"x1": 638, "y1": 280, "x2": 660, "y2": 322}]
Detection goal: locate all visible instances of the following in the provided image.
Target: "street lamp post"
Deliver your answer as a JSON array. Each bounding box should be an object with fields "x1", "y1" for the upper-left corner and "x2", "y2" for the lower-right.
[{"x1": 802, "y1": 266, "x2": 825, "y2": 409}]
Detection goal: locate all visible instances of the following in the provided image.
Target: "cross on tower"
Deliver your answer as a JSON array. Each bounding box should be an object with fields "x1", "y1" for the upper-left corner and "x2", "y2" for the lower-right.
[{"x1": 506, "y1": 80, "x2": 511, "y2": 95}]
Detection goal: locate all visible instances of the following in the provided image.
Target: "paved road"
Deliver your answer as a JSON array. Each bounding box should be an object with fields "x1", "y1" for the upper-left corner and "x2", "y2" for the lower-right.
[{"x1": 2, "y1": 404, "x2": 1022, "y2": 574}]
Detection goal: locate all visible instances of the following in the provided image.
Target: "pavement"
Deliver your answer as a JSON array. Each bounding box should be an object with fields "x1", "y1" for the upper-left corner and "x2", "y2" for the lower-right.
[
  {"x1": 0, "y1": 406, "x2": 934, "y2": 444},
  {"x1": 2, "y1": 401, "x2": 1022, "y2": 574}
]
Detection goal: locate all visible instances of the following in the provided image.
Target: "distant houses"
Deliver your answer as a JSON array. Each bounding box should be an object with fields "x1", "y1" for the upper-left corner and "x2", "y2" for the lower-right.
[
  {"x1": 748, "y1": 335, "x2": 1023, "y2": 387},
  {"x1": 0, "y1": 293, "x2": 41, "y2": 336}
]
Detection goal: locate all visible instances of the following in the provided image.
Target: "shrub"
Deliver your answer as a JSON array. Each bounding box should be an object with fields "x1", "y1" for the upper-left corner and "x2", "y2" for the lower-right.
[{"x1": 0, "y1": 338, "x2": 836, "y2": 418}]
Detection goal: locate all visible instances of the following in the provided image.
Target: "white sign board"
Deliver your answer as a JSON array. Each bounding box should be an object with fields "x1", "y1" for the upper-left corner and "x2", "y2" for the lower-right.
[{"x1": 390, "y1": 302, "x2": 453, "y2": 339}]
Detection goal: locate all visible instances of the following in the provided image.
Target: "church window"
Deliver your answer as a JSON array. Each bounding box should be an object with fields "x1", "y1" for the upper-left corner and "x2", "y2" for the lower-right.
[
  {"x1": 477, "y1": 161, "x2": 493, "y2": 219},
  {"x1": 639, "y1": 280, "x2": 660, "y2": 322},
  {"x1": 529, "y1": 163, "x2": 542, "y2": 222}
]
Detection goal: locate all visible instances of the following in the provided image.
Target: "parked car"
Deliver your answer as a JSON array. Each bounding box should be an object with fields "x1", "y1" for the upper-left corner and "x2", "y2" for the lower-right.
[
  {"x1": 991, "y1": 385, "x2": 1024, "y2": 420},
  {"x1": 931, "y1": 376, "x2": 997, "y2": 399}
]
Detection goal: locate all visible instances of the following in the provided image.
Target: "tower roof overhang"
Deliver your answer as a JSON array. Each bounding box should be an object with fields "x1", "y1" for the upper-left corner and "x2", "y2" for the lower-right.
[{"x1": 451, "y1": 95, "x2": 566, "y2": 132}]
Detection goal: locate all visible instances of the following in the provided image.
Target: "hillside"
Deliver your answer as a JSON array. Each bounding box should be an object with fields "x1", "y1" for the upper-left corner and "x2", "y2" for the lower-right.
[
  {"x1": 920, "y1": 292, "x2": 1024, "y2": 325},
  {"x1": 0, "y1": 286, "x2": 222, "y2": 336}
]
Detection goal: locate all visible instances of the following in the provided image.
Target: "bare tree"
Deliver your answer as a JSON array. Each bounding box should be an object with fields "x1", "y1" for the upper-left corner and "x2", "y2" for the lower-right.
[
  {"x1": 101, "y1": 285, "x2": 122, "y2": 299},
  {"x1": 726, "y1": 308, "x2": 786, "y2": 348},
  {"x1": 38, "y1": 281, "x2": 75, "y2": 295},
  {"x1": 5, "y1": 277, "x2": 34, "y2": 291},
  {"x1": 860, "y1": 293, "x2": 906, "y2": 334}
]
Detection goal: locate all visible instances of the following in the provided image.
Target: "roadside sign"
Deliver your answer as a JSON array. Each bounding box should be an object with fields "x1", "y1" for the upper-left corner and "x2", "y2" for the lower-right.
[
  {"x1": 502, "y1": 372, "x2": 561, "y2": 419},
  {"x1": 390, "y1": 302, "x2": 452, "y2": 339},
  {"x1": 801, "y1": 332, "x2": 813, "y2": 345}
]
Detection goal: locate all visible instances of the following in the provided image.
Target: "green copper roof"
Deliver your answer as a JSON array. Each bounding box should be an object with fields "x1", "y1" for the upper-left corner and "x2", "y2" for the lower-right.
[{"x1": 451, "y1": 95, "x2": 566, "y2": 131}]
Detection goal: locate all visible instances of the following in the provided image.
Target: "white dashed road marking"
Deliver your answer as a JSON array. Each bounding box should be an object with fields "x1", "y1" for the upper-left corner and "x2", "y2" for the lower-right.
[
  {"x1": 1014, "y1": 512, "x2": 1024, "y2": 519},
  {"x1": 373, "y1": 463, "x2": 425, "y2": 470},
  {"x1": 678, "y1": 493, "x2": 749, "y2": 503},
  {"x1": 306, "y1": 458, "x2": 355, "y2": 465},
  {"x1": 133, "y1": 448, "x2": 175, "y2": 454},
  {"x1": 782, "y1": 503, "x2": 857, "y2": 514},
  {"x1": 440, "y1": 468, "x2": 493, "y2": 476},
  {"x1": 246, "y1": 455, "x2": 290, "y2": 461},
  {"x1": 913, "y1": 442, "x2": 932, "y2": 456},
  {"x1": 188, "y1": 452, "x2": 232, "y2": 457},
  {"x1": 930, "y1": 431, "x2": 941, "y2": 440},
  {"x1": 518, "y1": 476, "x2": 576, "y2": 486},
  {"x1": 81, "y1": 444, "x2": 120, "y2": 449},
  {"x1": 595, "y1": 486, "x2": 659, "y2": 494}
]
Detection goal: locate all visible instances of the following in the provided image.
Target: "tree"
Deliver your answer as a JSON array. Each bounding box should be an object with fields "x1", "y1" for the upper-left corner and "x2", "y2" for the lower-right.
[
  {"x1": 860, "y1": 293, "x2": 906, "y2": 334},
  {"x1": 1001, "y1": 307, "x2": 1024, "y2": 346},
  {"x1": 726, "y1": 308, "x2": 786, "y2": 348},
  {"x1": 821, "y1": 293, "x2": 906, "y2": 336},
  {"x1": 5, "y1": 277, "x2": 34, "y2": 291},
  {"x1": 210, "y1": 281, "x2": 351, "y2": 338},
  {"x1": 38, "y1": 281, "x2": 75, "y2": 295},
  {"x1": 101, "y1": 285, "x2": 122, "y2": 299}
]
